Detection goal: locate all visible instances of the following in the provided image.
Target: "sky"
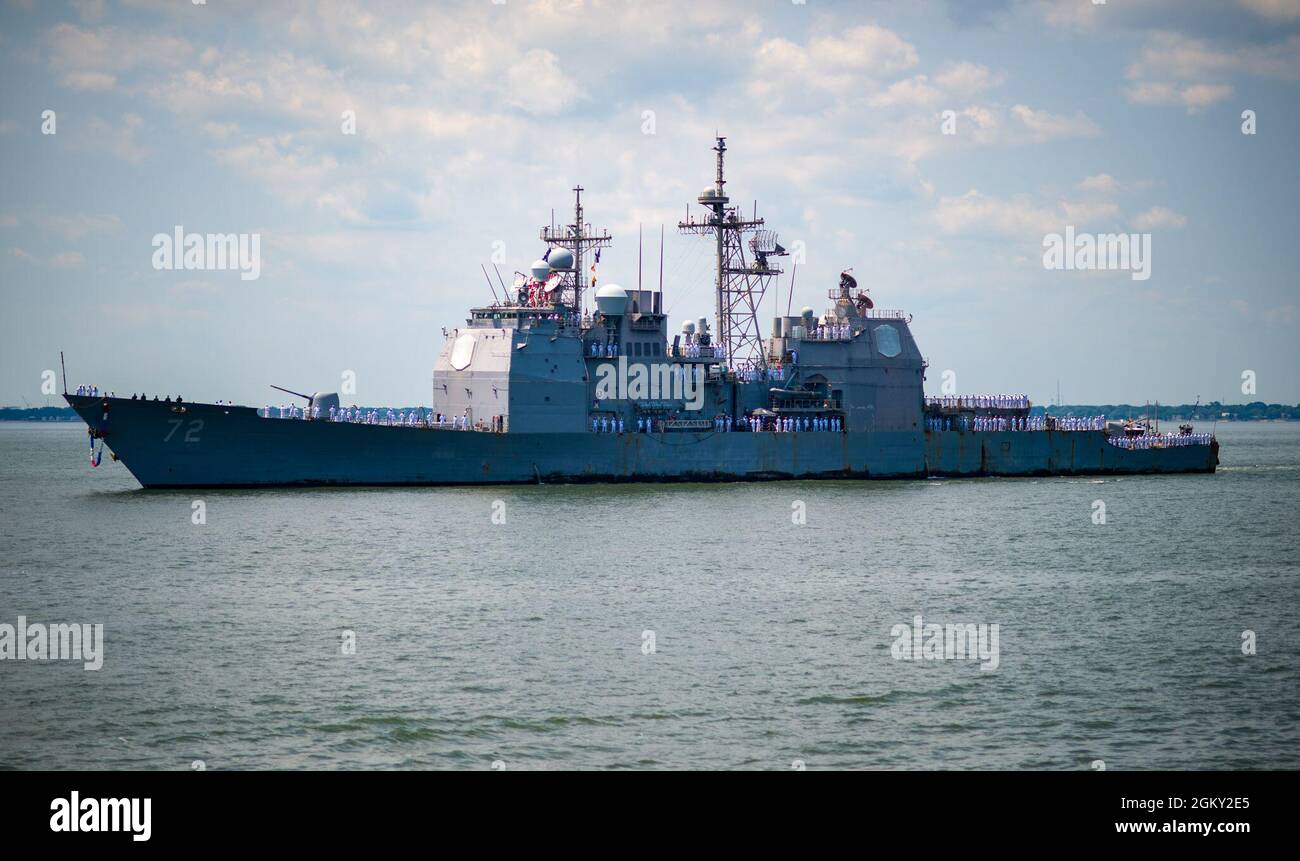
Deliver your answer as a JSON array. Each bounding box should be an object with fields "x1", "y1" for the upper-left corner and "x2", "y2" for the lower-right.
[{"x1": 1, "y1": 0, "x2": 1298, "y2": 408}]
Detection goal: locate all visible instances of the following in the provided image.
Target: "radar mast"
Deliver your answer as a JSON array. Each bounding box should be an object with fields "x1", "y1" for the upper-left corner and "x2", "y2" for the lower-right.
[
  {"x1": 541, "y1": 186, "x2": 612, "y2": 318},
  {"x1": 678, "y1": 137, "x2": 786, "y2": 367}
]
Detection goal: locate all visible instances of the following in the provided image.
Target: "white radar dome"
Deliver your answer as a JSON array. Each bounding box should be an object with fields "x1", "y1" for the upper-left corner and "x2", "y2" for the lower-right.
[
  {"x1": 530, "y1": 259, "x2": 551, "y2": 280},
  {"x1": 595, "y1": 284, "x2": 628, "y2": 316},
  {"x1": 548, "y1": 248, "x2": 574, "y2": 270}
]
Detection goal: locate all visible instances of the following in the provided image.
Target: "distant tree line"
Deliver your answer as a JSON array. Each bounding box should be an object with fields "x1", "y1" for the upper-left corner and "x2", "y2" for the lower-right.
[
  {"x1": 1036, "y1": 402, "x2": 1299, "y2": 421},
  {"x1": 0, "y1": 406, "x2": 81, "y2": 421}
]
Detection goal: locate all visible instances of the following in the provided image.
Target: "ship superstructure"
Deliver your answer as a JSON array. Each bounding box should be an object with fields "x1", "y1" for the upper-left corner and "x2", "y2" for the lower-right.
[{"x1": 430, "y1": 137, "x2": 925, "y2": 441}]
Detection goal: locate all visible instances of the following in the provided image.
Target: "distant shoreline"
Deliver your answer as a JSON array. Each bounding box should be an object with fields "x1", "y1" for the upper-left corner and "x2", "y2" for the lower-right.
[{"x1": 5, "y1": 404, "x2": 1297, "y2": 422}]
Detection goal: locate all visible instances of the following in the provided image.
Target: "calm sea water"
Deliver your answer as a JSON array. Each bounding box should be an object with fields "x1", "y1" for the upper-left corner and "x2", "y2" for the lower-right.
[{"x1": 1, "y1": 421, "x2": 1296, "y2": 770}]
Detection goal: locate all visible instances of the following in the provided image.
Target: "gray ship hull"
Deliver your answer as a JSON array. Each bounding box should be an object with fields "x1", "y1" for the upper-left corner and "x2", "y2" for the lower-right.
[{"x1": 66, "y1": 395, "x2": 1217, "y2": 488}]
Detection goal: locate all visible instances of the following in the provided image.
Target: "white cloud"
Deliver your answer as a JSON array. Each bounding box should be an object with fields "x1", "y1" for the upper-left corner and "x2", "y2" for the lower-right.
[
  {"x1": 49, "y1": 251, "x2": 86, "y2": 269},
  {"x1": 932, "y1": 190, "x2": 1057, "y2": 237},
  {"x1": 8, "y1": 247, "x2": 86, "y2": 268},
  {"x1": 1172, "y1": 32, "x2": 1298, "y2": 80},
  {"x1": 1239, "y1": 0, "x2": 1300, "y2": 22},
  {"x1": 1009, "y1": 104, "x2": 1102, "y2": 141},
  {"x1": 504, "y1": 49, "x2": 582, "y2": 115},
  {"x1": 933, "y1": 62, "x2": 1006, "y2": 97},
  {"x1": 922, "y1": 104, "x2": 1100, "y2": 149},
  {"x1": 1124, "y1": 31, "x2": 1300, "y2": 111},
  {"x1": 749, "y1": 25, "x2": 919, "y2": 108},
  {"x1": 62, "y1": 71, "x2": 115, "y2": 91},
  {"x1": 1061, "y1": 201, "x2": 1121, "y2": 224},
  {"x1": 1263, "y1": 304, "x2": 1300, "y2": 326},
  {"x1": 868, "y1": 76, "x2": 942, "y2": 109},
  {"x1": 1037, "y1": 0, "x2": 1108, "y2": 30},
  {"x1": 932, "y1": 189, "x2": 1124, "y2": 238},
  {"x1": 811, "y1": 25, "x2": 919, "y2": 75},
  {"x1": 1180, "y1": 83, "x2": 1236, "y2": 110},
  {"x1": 1132, "y1": 206, "x2": 1188, "y2": 229},
  {"x1": 35, "y1": 213, "x2": 124, "y2": 240},
  {"x1": 46, "y1": 23, "x2": 190, "y2": 78},
  {"x1": 71, "y1": 114, "x2": 149, "y2": 164},
  {"x1": 214, "y1": 135, "x2": 339, "y2": 200},
  {"x1": 201, "y1": 121, "x2": 240, "y2": 139},
  {"x1": 1127, "y1": 81, "x2": 1235, "y2": 112},
  {"x1": 1078, "y1": 173, "x2": 1119, "y2": 193}
]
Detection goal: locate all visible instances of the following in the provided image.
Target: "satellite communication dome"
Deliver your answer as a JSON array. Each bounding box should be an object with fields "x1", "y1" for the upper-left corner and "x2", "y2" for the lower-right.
[
  {"x1": 595, "y1": 284, "x2": 628, "y2": 316},
  {"x1": 801, "y1": 306, "x2": 815, "y2": 319},
  {"x1": 548, "y1": 248, "x2": 574, "y2": 270},
  {"x1": 698, "y1": 186, "x2": 728, "y2": 204},
  {"x1": 530, "y1": 259, "x2": 551, "y2": 280},
  {"x1": 681, "y1": 320, "x2": 696, "y2": 334}
]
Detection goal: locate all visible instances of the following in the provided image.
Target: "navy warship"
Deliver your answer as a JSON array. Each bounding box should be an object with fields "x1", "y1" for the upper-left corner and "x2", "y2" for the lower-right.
[{"x1": 64, "y1": 138, "x2": 1217, "y2": 488}]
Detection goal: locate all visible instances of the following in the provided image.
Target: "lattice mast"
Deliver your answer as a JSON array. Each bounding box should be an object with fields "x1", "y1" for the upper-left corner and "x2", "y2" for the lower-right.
[
  {"x1": 678, "y1": 137, "x2": 785, "y2": 367},
  {"x1": 540, "y1": 186, "x2": 612, "y2": 318}
]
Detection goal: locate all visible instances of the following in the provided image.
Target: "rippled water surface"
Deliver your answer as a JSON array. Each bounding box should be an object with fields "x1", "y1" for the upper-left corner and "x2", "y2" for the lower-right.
[{"x1": 1, "y1": 421, "x2": 1296, "y2": 769}]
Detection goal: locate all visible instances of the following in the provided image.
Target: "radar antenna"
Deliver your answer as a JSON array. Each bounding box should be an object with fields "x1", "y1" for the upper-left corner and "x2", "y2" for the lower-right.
[{"x1": 833, "y1": 268, "x2": 873, "y2": 313}]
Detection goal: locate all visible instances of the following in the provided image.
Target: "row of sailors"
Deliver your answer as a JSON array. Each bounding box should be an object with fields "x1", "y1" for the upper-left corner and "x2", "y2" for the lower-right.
[
  {"x1": 805, "y1": 324, "x2": 852, "y2": 340},
  {"x1": 762, "y1": 415, "x2": 842, "y2": 432},
  {"x1": 592, "y1": 416, "x2": 733, "y2": 433},
  {"x1": 82, "y1": 389, "x2": 221, "y2": 403},
  {"x1": 591, "y1": 414, "x2": 843, "y2": 433},
  {"x1": 1051, "y1": 415, "x2": 1107, "y2": 431},
  {"x1": 77, "y1": 388, "x2": 191, "y2": 402},
  {"x1": 1108, "y1": 433, "x2": 1212, "y2": 448},
  {"x1": 588, "y1": 341, "x2": 621, "y2": 357},
  {"x1": 680, "y1": 343, "x2": 724, "y2": 359},
  {"x1": 261, "y1": 404, "x2": 478, "y2": 430},
  {"x1": 331, "y1": 408, "x2": 474, "y2": 430},
  {"x1": 332, "y1": 407, "x2": 426, "y2": 426},
  {"x1": 735, "y1": 365, "x2": 786, "y2": 383},
  {"x1": 926, "y1": 394, "x2": 1031, "y2": 410},
  {"x1": 926, "y1": 414, "x2": 1107, "y2": 432},
  {"x1": 264, "y1": 404, "x2": 319, "y2": 420}
]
